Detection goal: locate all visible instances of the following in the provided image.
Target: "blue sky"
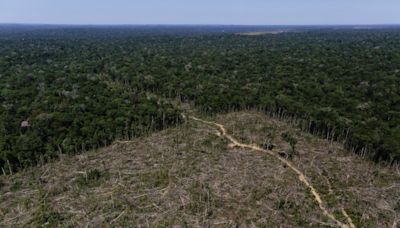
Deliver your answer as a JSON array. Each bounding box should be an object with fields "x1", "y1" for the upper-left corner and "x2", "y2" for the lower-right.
[{"x1": 0, "y1": 0, "x2": 399, "y2": 25}]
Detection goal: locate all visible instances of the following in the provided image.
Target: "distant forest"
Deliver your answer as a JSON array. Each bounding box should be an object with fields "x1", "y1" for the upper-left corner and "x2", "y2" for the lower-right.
[{"x1": 1, "y1": 25, "x2": 399, "y2": 172}]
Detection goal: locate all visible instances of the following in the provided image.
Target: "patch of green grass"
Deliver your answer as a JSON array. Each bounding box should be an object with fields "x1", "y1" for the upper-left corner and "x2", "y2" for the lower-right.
[
  {"x1": 261, "y1": 124, "x2": 277, "y2": 134},
  {"x1": 139, "y1": 169, "x2": 170, "y2": 189},
  {"x1": 250, "y1": 186, "x2": 273, "y2": 202},
  {"x1": 21, "y1": 197, "x2": 35, "y2": 210},
  {"x1": 187, "y1": 181, "x2": 215, "y2": 217},
  {"x1": 10, "y1": 180, "x2": 23, "y2": 192},
  {"x1": 304, "y1": 135, "x2": 314, "y2": 144},
  {"x1": 275, "y1": 199, "x2": 296, "y2": 211},
  {"x1": 345, "y1": 209, "x2": 372, "y2": 227},
  {"x1": 292, "y1": 213, "x2": 308, "y2": 226},
  {"x1": 395, "y1": 199, "x2": 400, "y2": 212},
  {"x1": 152, "y1": 216, "x2": 190, "y2": 227},
  {"x1": 29, "y1": 202, "x2": 66, "y2": 227},
  {"x1": 75, "y1": 169, "x2": 109, "y2": 188},
  {"x1": 201, "y1": 137, "x2": 214, "y2": 147},
  {"x1": 48, "y1": 185, "x2": 68, "y2": 197},
  {"x1": 275, "y1": 198, "x2": 310, "y2": 226},
  {"x1": 372, "y1": 171, "x2": 400, "y2": 186}
]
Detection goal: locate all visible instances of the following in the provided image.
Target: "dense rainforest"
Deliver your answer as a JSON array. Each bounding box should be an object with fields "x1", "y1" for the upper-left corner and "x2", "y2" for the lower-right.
[{"x1": 0, "y1": 25, "x2": 399, "y2": 172}]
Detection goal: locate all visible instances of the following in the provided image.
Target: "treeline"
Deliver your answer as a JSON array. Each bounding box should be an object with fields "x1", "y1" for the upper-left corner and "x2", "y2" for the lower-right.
[{"x1": 1, "y1": 27, "x2": 399, "y2": 172}]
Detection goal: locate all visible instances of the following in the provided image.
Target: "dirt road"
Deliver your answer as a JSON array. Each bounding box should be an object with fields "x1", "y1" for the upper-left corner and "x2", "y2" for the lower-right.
[{"x1": 190, "y1": 116, "x2": 355, "y2": 228}]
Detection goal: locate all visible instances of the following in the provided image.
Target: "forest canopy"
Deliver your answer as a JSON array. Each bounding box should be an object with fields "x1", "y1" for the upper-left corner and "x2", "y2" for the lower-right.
[{"x1": 1, "y1": 25, "x2": 399, "y2": 172}]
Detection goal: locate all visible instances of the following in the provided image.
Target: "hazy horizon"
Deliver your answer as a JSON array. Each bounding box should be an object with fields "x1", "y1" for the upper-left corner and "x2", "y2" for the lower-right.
[
  {"x1": 1, "y1": 0, "x2": 400, "y2": 25},
  {"x1": 1, "y1": 23, "x2": 400, "y2": 26}
]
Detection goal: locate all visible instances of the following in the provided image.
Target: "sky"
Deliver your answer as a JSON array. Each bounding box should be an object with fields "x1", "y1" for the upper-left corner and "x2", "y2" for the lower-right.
[{"x1": 0, "y1": 0, "x2": 399, "y2": 25}]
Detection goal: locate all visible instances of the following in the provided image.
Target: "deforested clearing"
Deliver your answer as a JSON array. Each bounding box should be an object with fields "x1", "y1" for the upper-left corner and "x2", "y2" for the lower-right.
[{"x1": 1, "y1": 111, "x2": 398, "y2": 227}]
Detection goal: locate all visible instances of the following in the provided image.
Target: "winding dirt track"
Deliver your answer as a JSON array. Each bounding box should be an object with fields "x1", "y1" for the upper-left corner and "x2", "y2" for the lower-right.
[{"x1": 190, "y1": 116, "x2": 356, "y2": 228}]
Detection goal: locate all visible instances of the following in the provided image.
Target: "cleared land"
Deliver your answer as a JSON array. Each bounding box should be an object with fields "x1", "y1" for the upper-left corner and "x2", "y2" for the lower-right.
[
  {"x1": 1, "y1": 111, "x2": 399, "y2": 227},
  {"x1": 189, "y1": 116, "x2": 354, "y2": 228}
]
